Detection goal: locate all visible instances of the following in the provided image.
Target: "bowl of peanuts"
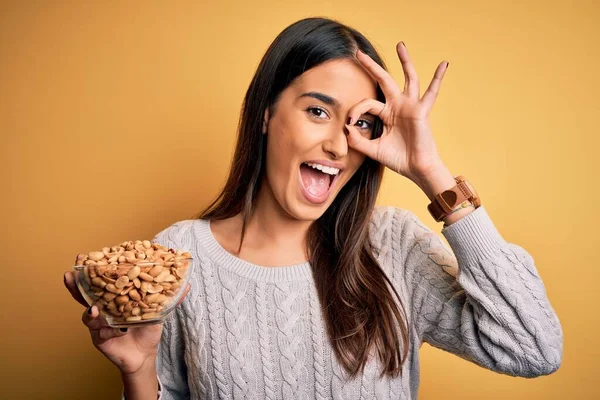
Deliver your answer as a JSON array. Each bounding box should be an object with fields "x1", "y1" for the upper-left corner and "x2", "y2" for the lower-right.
[{"x1": 73, "y1": 240, "x2": 193, "y2": 328}]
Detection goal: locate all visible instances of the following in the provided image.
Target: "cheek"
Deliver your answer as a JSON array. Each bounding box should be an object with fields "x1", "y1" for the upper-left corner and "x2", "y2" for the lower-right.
[
  {"x1": 339, "y1": 151, "x2": 367, "y2": 183},
  {"x1": 268, "y1": 113, "x2": 312, "y2": 161},
  {"x1": 264, "y1": 121, "x2": 303, "y2": 187},
  {"x1": 348, "y1": 149, "x2": 367, "y2": 169}
]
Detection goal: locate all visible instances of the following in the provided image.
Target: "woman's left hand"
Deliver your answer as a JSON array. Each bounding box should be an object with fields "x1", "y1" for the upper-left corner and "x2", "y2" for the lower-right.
[{"x1": 344, "y1": 42, "x2": 449, "y2": 184}]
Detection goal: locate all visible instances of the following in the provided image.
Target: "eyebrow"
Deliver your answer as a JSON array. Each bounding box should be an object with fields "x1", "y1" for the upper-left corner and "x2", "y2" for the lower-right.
[{"x1": 298, "y1": 91, "x2": 341, "y2": 109}]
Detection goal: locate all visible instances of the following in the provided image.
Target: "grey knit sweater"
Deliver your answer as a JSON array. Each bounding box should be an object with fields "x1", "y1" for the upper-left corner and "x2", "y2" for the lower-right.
[{"x1": 121, "y1": 205, "x2": 563, "y2": 399}]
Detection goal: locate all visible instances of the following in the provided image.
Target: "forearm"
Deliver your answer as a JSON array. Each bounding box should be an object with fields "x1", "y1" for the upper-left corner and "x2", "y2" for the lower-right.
[{"x1": 122, "y1": 356, "x2": 159, "y2": 400}]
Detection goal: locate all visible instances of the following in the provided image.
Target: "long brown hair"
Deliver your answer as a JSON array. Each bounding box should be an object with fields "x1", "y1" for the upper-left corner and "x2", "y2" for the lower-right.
[{"x1": 195, "y1": 17, "x2": 409, "y2": 379}]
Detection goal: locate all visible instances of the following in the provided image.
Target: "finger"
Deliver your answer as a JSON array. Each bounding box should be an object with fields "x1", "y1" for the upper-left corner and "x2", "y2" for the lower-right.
[
  {"x1": 82, "y1": 305, "x2": 129, "y2": 343},
  {"x1": 355, "y1": 49, "x2": 402, "y2": 100},
  {"x1": 395, "y1": 42, "x2": 420, "y2": 100},
  {"x1": 344, "y1": 123, "x2": 380, "y2": 161},
  {"x1": 420, "y1": 61, "x2": 449, "y2": 111},
  {"x1": 82, "y1": 305, "x2": 111, "y2": 331},
  {"x1": 346, "y1": 98, "x2": 388, "y2": 127},
  {"x1": 64, "y1": 271, "x2": 89, "y2": 307},
  {"x1": 95, "y1": 326, "x2": 130, "y2": 342}
]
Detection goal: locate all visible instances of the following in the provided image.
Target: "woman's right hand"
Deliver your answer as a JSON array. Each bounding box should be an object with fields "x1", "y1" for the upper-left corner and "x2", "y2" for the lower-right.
[{"x1": 63, "y1": 270, "x2": 191, "y2": 376}]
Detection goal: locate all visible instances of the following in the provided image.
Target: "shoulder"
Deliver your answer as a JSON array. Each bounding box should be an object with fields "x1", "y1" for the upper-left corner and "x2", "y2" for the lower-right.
[
  {"x1": 369, "y1": 205, "x2": 412, "y2": 239},
  {"x1": 369, "y1": 205, "x2": 458, "y2": 279},
  {"x1": 152, "y1": 219, "x2": 198, "y2": 250},
  {"x1": 369, "y1": 205, "x2": 451, "y2": 261},
  {"x1": 370, "y1": 205, "x2": 437, "y2": 238},
  {"x1": 368, "y1": 205, "x2": 413, "y2": 261}
]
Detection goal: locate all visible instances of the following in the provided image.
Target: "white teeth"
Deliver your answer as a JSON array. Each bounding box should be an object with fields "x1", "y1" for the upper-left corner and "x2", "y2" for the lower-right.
[{"x1": 305, "y1": 162, "x2": 339, "y2": 175}]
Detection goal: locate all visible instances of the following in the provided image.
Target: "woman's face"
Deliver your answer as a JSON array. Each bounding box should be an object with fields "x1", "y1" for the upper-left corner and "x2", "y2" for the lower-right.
[{"x1": 262, "y1": 57, "x2": 378, "y2": 220}]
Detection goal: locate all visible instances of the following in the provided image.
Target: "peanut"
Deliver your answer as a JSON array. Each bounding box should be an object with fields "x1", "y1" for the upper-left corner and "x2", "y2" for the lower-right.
[
  {"x1": 140, "y1": 281, "x2": 150, "y2": 294},
  {"x1": 88, "y1": 251, "x2": 105, "y2": 261},
  {"x1": 148, "y1": 265, "x2": 163, "y2": 277},
  {"x1": 103, "y1": 292, "x2": 118, "y2": 302},
  {"x1": 129, "y1": 289, "x2": 141, "y2": 301},
  {"x1": 93, "y1": 280, "x2": 107, "y2": 290},
  {"x1": 147, "y1": 284, "x2": 163, "y2": 294},
  {"x1": 123, "y1": 301, "x2": 134, "y2": 312},
  {"x1": 120, "y1": 285, "x2": 134, "y2": 296},
  {"x1": 127, "y1": 266, "x2": 141, "y2": 280},
  {"x1": 154, "y1": 270, "x2": 171, "y2": 283},
  {"x1": 105, "y1": 284, "x2": 121, "y2": 294},
  {"x1": 139, "y1": 272, "x2": 154, "y2": 282},
  {"x1": 145, "y1": 293, "x2": 160, "y2": 304},
  {"x1": 115, "y1": 276, "x2": 129, "y2": 289}
]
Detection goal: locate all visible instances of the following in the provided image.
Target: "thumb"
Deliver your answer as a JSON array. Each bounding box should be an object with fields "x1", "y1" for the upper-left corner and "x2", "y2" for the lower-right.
[{"x1": 345, "y1": 124, "x2": 379, "y2": 161}]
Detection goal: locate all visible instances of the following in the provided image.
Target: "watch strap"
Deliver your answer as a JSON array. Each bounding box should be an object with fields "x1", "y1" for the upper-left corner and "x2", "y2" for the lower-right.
[{"x1": 427, "y1": 175, "x2": 479, "y2": 222}]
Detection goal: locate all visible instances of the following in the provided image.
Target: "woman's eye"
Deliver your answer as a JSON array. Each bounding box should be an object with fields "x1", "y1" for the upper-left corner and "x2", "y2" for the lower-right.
[
  {"x1": 356, "y1": 119, "x2": 373, "y2": 130},
  {"x1": 307, "y1": 107, "x2": 329, "y2": 119}
]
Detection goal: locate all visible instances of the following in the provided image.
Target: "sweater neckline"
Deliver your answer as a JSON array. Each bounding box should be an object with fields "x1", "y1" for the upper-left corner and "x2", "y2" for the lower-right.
[{"x1": 193, "y1": 219, "x2": 313, "y2": 283}]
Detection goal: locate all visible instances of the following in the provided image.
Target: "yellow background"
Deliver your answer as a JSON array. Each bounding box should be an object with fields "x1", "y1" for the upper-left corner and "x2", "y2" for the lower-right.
[{"x1": 1, "y1": 1, "x2": 597, "y2": 399}]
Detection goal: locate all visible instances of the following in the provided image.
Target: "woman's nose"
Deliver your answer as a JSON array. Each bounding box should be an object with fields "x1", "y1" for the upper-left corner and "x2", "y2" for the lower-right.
[{"x1": 322, "y1": 125, "x2": 349, "y2": 159}]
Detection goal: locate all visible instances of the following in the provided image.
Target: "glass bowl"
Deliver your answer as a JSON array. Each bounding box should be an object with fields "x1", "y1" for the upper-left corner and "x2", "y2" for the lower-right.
[{"x1": 73, "y1": 257, "x2": 193, "y2": 328}]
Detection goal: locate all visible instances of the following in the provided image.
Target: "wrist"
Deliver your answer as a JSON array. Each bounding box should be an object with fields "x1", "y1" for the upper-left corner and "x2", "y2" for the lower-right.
[
  {"x1": 414, "y1": 165, "x2": 456, "y2": 203},
  {"x1": 121, "y1": 356, "x2": 158, "y2": 400},
  {"x1": 121, "y1": 354, "x2": 157, "y2": 378},
  {"x1": 417, "y1": 166, "x2": 480, "y2": 226},
  {"x1": 442, "y1": 202, "x2": 476, "y2": 227}
]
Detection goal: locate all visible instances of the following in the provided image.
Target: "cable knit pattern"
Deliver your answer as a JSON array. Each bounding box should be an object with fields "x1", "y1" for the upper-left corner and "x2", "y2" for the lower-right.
[
  {"x1": 330, "y1": 341, "x2": 362, "y2": 400},
  {"x1": 178, "y1": 226, "x2": 211, "y2": 400},
  {"x1": 220, "y1": 266, "x2": 256, "y2": 398},
  {"x1": 308, "y1": 285, "x2": 328, "y2": 400},
  {"x1": 201, "y1": 253, "x2": 231, "y2": 399},
  {"x1": 256, "y1": 281, "x2": 277, "y2": 400},
  {"x1": 275, "y1": 281, "x2": 311, "y2": 399},
  {"x1": 121, "y1": 205, "x2": 562, "y2": 400}
]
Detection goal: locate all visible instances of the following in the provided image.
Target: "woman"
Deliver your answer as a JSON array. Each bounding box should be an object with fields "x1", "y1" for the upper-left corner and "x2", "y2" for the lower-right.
[{"x1": 64, "y1": 17, "x2": 563, "y2": 399}]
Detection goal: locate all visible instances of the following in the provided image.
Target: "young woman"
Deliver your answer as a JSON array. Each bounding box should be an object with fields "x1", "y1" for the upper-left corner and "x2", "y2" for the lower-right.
[{"x1": 64, "y1": 17, "x2": 563, "y2": 400}]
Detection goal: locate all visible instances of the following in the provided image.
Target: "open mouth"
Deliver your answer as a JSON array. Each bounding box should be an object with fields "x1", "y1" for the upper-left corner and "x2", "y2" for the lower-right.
[{"x1": 299, "y1": 162, "x2": 339, "y2": 198}]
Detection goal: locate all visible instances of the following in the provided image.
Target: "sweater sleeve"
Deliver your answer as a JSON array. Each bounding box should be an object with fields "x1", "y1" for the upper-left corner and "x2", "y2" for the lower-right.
[
  {"x1": 121, "y1": 221, "x2": 192, "y2": 399},
  {"x1": 394, "y1": 205, "x2": 563, "y2": 377}
]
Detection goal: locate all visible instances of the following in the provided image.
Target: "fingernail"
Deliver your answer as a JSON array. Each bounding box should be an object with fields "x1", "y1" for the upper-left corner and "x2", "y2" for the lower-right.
[
  {"x1": 446, "y1": 61, "x2": 450, "y2": 69},
  {"x1": 120, "y1": 328, "x2": 128, "y2": 332},
  {"x1": 401, "y1": 41, "x2": 406, "y2": 49},
  {"x1": 87, "y1": 306, "x2": 93, "y2": 315},
  {"x1": 347, "y1": 117, "x2": 353, "y2": 125}
]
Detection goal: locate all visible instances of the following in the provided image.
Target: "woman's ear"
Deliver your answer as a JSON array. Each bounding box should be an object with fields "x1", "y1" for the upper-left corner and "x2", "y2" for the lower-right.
[{"x1": 262, "y1": 108, "x2": 270, "y2": 134}]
